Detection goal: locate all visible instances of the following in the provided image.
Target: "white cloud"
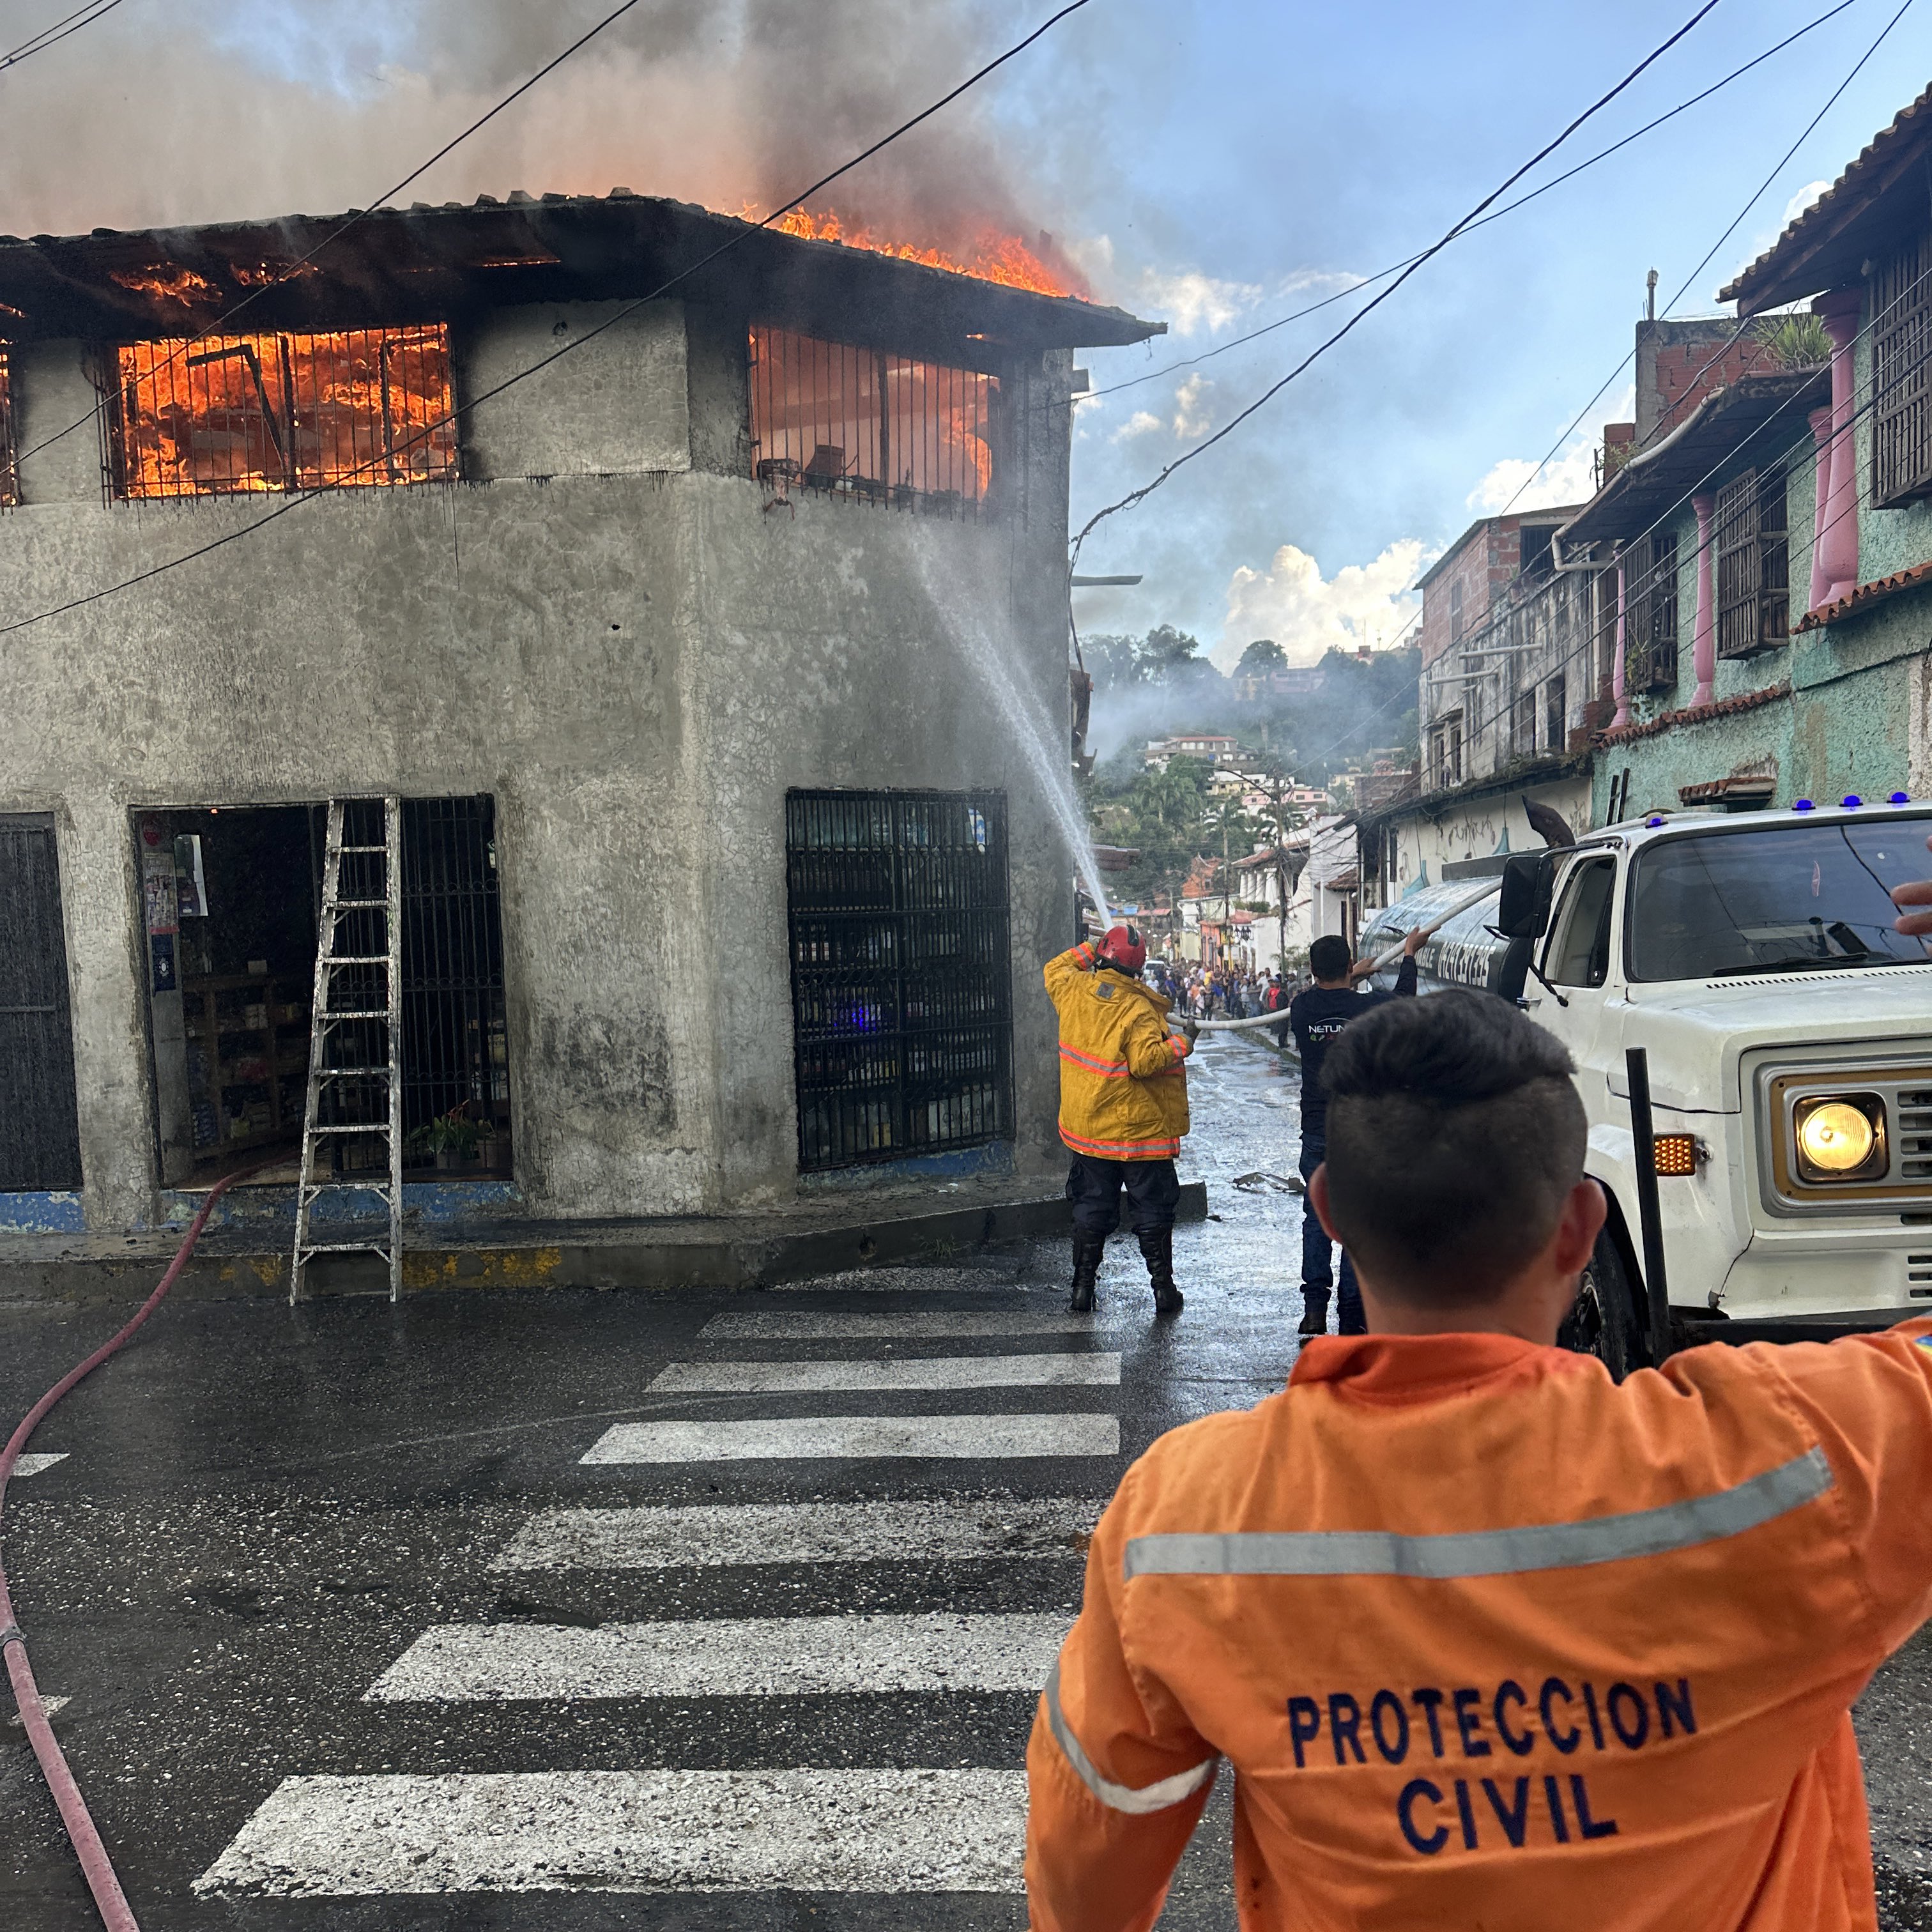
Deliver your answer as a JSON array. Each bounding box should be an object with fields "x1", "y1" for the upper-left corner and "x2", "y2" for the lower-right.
[
  {"x1": 1112, "y1": 409, "x2": 1163, "y2": 443},
  {"x1": 1137, "y1": 269, "x2": 1262, "y2": 336},
  {"x1": 1781, "y1": 179, "x2": 1832, "y2": 230},
  {"x1": 1172, "y1": 373, "x2": 1213, "y2": 440},
  {"x1": 1220, "y1": 539, "x2": 1427, "y2": 669},
  {"x1": 1465, "y1": 383, "x2": 1634, "y2": 514}
]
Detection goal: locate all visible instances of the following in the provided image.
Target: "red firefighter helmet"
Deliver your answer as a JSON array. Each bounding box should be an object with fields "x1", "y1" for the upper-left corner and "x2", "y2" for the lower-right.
[{"x1": 1096, "y1": 923, "x2": 1146, "y2": 976}]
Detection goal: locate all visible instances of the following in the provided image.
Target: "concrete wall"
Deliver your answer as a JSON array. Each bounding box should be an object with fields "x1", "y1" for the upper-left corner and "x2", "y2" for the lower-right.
[{"x1": 0, "y1": 302, "x2": 1078, "y2": 1230}]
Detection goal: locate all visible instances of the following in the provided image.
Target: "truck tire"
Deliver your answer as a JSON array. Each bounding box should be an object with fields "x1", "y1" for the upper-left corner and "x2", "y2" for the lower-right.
[{"x1": 1558, "y1": 1229, "x2": 1644, "y2": 1381}]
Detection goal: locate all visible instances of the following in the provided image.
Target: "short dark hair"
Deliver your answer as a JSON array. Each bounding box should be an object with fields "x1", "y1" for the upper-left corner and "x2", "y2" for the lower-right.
[
  {"x1": 1320, "y1": 990, "x2": 1587, "y2": 1303},
  {"x1": 1309, "y1": 935, "x2": 1353, "y2": 981}
]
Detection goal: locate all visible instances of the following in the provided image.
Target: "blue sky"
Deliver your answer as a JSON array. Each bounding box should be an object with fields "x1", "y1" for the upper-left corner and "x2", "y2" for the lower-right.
[{"x1": 4, "y1": 0, "x2": 1927, "y2": 664}]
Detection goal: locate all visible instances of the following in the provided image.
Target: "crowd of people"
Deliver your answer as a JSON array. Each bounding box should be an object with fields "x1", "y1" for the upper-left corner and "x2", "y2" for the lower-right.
[{"x1": 1150, "y1": 958, "x2": 1292, "y2": 1022}]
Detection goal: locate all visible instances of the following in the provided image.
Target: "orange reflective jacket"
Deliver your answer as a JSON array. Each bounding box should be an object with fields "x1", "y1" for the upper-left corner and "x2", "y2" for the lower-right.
[
  {"x1": 1027, "y1": 1322, "x2": 1932, "y2": 1931},
  {"x1": 1043, "y1": 942, "x2": 1190, "y2": 1162}
]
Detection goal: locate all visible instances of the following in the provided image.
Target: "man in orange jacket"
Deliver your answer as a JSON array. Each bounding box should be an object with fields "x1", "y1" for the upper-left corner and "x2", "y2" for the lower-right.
[
  {"x1": 1027, "y1": 981, "x2": 1932, "y2": 1931},
  {"x1": 1044, "y1": 924, "x2": 1194, "y2": 1317}
]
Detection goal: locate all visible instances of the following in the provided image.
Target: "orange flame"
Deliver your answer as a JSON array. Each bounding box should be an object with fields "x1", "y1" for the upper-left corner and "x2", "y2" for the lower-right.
[
  {"x1": 758, "y1": 207, "x2": 1081, "y2": 298},
  {"x1": 109, "y1": 264, "x2": 220, "y2": 307}
]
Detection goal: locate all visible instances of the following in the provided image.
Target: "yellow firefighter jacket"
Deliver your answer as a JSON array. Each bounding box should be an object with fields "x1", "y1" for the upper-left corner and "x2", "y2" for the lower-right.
[
  {"x1": 1027, "y1": 1320, "x2": 1932, "y2": 1932},
  {"x1": 1044, "y1": 942, "x2": 1190, "y2": 1162}
]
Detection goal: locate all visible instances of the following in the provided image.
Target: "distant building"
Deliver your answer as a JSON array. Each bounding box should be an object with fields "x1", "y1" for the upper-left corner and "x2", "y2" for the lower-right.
[{"x1": 1143, "y1": 734, "x2": 1245, "y2": 770}]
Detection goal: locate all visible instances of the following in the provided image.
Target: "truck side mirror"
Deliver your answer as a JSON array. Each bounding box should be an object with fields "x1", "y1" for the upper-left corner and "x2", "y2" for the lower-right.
[{"x1": 1497, "y1": 852, "x2": 1555, "y2": 939}]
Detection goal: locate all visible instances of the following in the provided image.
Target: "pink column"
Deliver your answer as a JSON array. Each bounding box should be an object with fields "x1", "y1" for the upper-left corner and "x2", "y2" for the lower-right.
[
  {"x1": 1611, "y1": 548, "x2": 1630, "y2": 729},
  {"x1": 1692, "y1": 492, "x2": 1716, "y2": 708},
  {"x1": 1806, "y1": 406, "x2": 1833, "y2": 614},
  {"x1": 1816, "y1": 289, "x2": 1862, "y2": 606}
]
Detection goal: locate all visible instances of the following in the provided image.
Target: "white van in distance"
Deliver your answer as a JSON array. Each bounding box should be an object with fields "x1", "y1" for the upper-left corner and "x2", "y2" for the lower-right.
[{"x1": 1359, "y1": 801, "x2": 1932, "y2": 1372}]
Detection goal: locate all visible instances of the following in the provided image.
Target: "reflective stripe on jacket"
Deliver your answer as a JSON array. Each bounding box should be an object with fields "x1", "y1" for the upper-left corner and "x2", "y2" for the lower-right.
[
  {"x1": 1025, "y1": 1322, "x2": 1932, "y2": 1932},
  {"x1": 1044, "y1": 942, "x2": 1189, "y2": 1162}
]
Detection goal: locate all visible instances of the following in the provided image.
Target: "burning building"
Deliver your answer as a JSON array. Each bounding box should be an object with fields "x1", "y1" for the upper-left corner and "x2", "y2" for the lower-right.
[{"x1": 0, "y1": 190, "x2": 1158, "y2": 1248}]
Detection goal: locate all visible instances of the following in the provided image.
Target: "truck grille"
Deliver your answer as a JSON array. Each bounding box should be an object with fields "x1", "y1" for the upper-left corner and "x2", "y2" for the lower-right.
[{"x1": 1899, "y1": 1090, "x2": 1932, "y2": 1179}]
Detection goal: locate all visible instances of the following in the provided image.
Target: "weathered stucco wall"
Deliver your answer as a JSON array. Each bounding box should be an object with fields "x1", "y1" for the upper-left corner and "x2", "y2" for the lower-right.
[{"x1": 0, "y1": 312, "x2": 1077, "y2": 1230}]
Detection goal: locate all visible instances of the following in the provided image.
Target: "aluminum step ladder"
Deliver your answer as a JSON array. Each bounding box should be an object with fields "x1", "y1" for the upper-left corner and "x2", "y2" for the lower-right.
[{"x1": 291, "y1": 797, "x2": 403, "y2": 1304}]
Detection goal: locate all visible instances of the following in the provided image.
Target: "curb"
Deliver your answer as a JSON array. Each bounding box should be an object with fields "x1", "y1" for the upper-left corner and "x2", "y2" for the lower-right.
[{"x1": 0, "y1": 1183, "x2": 1211, "y2": 1303}]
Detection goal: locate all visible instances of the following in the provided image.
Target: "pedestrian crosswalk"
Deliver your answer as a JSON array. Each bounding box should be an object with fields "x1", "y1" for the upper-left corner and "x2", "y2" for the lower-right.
[{"x1": 194, "y1": 1282, "x2": 1124, "y2": 1908}]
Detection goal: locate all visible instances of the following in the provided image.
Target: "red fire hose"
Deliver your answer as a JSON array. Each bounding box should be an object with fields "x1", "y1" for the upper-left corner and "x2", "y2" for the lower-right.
[{"x1": 1, "y1": 1163, "x2": 270, "y2": 1931}]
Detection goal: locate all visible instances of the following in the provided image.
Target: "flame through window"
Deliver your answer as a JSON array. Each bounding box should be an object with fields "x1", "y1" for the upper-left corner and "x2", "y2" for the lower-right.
[
  {"x1": 109, "y1": 325, "x2": 459, "y2": 498},
  {"x1": 749, "y1": 325, "x2": 996, "y2": 514}
]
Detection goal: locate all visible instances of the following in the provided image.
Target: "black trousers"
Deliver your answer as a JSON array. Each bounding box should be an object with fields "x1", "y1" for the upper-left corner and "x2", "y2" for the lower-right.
[{"x1": 1066, "y1": 1153, "x2": 1181, "y2": 1236}]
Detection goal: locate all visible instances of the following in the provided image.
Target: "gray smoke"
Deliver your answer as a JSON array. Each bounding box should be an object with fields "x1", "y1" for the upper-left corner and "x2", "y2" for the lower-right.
[{"x1": 0, "y1": 0, "x2": 1087, "y2": 288}]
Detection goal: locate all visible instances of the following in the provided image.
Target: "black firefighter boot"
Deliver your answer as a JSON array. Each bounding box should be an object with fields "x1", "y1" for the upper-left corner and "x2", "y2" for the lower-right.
[
  {"x1": 1298, "y1": 1288, "x2": 1330, "y2": 1337},
  {"x1": 1139, "y1": 1227, "x2": 1184, "y2": 1318},
  {"x1": 1069, "y1": 1232, "x2": 1105, "y2": 1314}
]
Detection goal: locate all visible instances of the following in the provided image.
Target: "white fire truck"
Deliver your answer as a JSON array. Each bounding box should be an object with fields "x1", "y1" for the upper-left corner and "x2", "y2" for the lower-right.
[{"x1": 1358, "y1": 801, "x2": 1932, "y2": 1373}]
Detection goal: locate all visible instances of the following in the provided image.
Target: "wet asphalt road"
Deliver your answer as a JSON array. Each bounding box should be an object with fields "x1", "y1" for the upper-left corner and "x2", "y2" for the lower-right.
[{"x1": 1, "y1": 1034, "x2": 1930, "y2": 1928}]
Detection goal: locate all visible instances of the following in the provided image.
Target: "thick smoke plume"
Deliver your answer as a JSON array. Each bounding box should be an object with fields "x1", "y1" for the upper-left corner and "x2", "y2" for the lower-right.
[{"x1": 0, "y1": 0, "x2": 1087, "y2": 291}]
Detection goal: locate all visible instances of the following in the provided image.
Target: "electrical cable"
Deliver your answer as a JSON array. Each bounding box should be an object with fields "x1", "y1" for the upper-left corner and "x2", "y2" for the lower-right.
[
  {"x1": 0, "y1": 0, "x2": 125, "y2": 75},
  {"x1": 1489, "y1": 0, "x2": 1911, "y2": 520},
  {"x1": 1064, "y1": 0, "x2": 1723, "y2": 571},
  {"x1": 12, "y1": 0, "x2": 656, "y2": 473},
  {"x1": 1, "y1": 1158, "x2": 275, "y2": 1932},
  {"x1": 0, "y1": 0, "x2": 1098, "y2": 640},
  {"x1": 1066, "y1": 0, "x2": 1856, "y2": 414}
]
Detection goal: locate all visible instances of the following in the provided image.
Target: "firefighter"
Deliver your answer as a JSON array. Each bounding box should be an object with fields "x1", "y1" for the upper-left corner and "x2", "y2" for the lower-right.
[
  {"x1": 1027, "y1": 984, "x2": 1932, "y2": 1931},
  {"x1": 1045, "y1": 924, "x2": 1195, "y2": 1317}
]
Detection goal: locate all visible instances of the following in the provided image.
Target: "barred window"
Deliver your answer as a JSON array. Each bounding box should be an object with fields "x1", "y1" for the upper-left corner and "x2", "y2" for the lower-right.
[
  {"x1": 785, "y1": 789, "x2": 1013, "y2": 1173},
  {"x1": 1448, "y1": 579, "x2": 1464, "y2": 646},
  {"x1": 1873, "y1": 228, "x2": 1932, "y2": 509},
  {"x1": 109, "y1": 325, "x2": 457, "y2": 499},
  {"x1": 0, "y1": 348, "x2": 17, "y2": 507},
  {"x1": 1716, "y1": 467, "x2": 1789, "y2": 657},
  {"x1": 749, "y1": 326, "x2": 997, "y2": 518},
  {"x1": 1429, "y1": 711, "x2": 1463, "y2": 790},
  {"x1": 1629, "y1": 529, "x2": 1678, "y2": 690}
]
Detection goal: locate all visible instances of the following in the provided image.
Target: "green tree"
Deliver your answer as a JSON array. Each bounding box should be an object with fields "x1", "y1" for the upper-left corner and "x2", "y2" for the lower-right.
[{"x1": 1234, "y1": 638, "x2": 1285, "y2": 677}]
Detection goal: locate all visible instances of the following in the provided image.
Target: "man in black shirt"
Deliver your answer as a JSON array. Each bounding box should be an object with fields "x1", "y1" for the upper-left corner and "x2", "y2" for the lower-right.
[{"x1": 1288, "y1": 929, "x2": 1424, "y2": 1337}]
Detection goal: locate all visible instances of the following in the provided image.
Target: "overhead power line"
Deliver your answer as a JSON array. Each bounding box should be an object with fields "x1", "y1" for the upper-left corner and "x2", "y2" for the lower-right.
[
  {"x1": 1076, "y1": 0, "x2": 1855, "y2": 413},
  {"x1": 1491, "y1": 0, "x2": 1911, "y2": 521},
  {"x1": 1066, "y1": 0, "x2": 1724, "y2": 570},
  {"x1": 15, "y1": 0, "x2": 657, "y2": 472},
  {"x1": 0, "y1": 0, "x2": 1097, "y2": 640},
  {"x1": 0, "y1": 0, "x2": 125, "y2": 75}
]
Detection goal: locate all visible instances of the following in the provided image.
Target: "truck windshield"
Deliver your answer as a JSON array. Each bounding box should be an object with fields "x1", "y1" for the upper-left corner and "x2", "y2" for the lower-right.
[{"x1": 1627, "y1": 821, "x2": 1932, "y2": 981}]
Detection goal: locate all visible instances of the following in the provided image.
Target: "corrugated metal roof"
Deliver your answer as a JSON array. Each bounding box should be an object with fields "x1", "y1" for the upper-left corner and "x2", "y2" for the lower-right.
[
  {"x1": 1719, "y1": 81, "x2": 1932, "y2": 314},
  {"x1": 0, "y1": 189, "x2": 1159, "y2": 354},
  {"x1": 1556, "y1": 368, "x2": 1826, "y2": 551}
]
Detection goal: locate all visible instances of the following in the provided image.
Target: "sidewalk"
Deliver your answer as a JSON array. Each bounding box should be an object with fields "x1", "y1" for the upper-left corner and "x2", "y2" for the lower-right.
[{"x1": 0, "y1": 1181, "x2": 1210, "y2": 1303}]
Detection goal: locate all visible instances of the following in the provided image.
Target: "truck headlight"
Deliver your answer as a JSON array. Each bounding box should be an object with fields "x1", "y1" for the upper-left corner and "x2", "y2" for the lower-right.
[{"x1": 1793, "y1": 1094, "x2": 1887, "y2": 1181}]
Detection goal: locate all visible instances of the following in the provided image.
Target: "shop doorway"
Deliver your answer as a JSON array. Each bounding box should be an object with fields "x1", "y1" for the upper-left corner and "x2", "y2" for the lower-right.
[{"x1": 136, "y1": 798, "x2": 512, "y2": 1189}]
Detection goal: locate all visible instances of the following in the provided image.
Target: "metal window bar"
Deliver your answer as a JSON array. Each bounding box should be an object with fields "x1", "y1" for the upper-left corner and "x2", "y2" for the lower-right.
[
  {"x1": 316, "y1": 796, "x2": 510, "y2": 1180},
  {"x1": 1544, "y1": 670, "x2": 1567, "y2": 753},
  {"x1": 0, "y1": 349, "x2": 18, "y2": 508},
  {"x1": 1510, "y1": 690, "x2": 1536, "y2": 760},
  {"x1": 1874, "y1": 227, "x2": 1932, "y2": 509},
  {"x1": 785, "y1": 788, "x2": 1013, "y2": 1172},
  {"x1": 108, "y1": 325, "x2": 458, "y2": 500},
  {"x1": 749, "y1": 326, "x2": 996, "y2": 519}
]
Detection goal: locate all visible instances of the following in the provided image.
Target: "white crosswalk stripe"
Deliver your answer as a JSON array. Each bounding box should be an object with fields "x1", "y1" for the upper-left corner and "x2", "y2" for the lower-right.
[
  {"x1": 702, "y1": 1308, "x2": 1116, "y2": 1340},
  {"x1": 493, "y1": 1497, "x2": 1101, "y2": 1570},
  {"x1": 193, "y1": 1768, "x2": 1029, "y2": 1896},
  {"x1": 582, "y1": 1411, "x2": 1119, "y2": 1462},
  {"x1": 11, "y1": 1452, "x2": 68, "y2": 1478},
  {"x1": 368, "y1": 1611, "x2": 1071, "y2": 1701},
  {"x1": 648, "y1": 1349, "x2": 1120, "y2": 1393},
  {"x1": 199, "y1": 1285, "x2": 1116, "y2": 1906}
]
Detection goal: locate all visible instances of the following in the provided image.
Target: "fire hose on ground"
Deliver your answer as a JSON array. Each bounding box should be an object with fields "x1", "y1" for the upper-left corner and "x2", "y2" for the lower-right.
[
  {"x1": 0, "y1": 1161, "x2": 272, "y2": 1932},
  {"x1": 1176, "y1": 879, "x2": 1504, "y2": 1036}
]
